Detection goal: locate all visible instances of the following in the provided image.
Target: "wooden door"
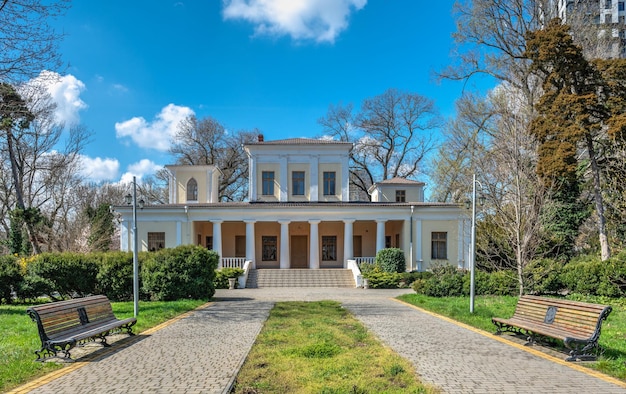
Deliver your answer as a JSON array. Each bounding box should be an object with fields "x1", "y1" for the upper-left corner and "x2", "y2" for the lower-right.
[{"x1": 290, "y1": 236, "x2": 308, "y2": 268}]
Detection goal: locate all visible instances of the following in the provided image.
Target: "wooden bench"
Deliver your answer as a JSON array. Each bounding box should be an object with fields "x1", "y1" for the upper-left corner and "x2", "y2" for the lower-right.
[
  {"x1": 492, "y1": 295, "x2": 612, "y2": 361},
  {"x1": 27, "y1": 295, "x2": 137, "y2": 362}
]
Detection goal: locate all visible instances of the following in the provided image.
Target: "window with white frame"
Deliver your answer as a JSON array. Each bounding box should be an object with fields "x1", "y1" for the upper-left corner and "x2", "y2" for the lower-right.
[
  {"x1": 262, "y1": 171, "x2": 274, "y2": 195},
  {"x1": 323, "y1": 171, "x2": 336, "y2": 195},
  {"x1": 186, "y1": 178, "x2": 198, "y2": 201},
  {"x1": 292, "y1": 171, "x2": 305, "y2": 196},
  {"x1": 431, "y1": 232, "x2": 447, "y2": 260}
]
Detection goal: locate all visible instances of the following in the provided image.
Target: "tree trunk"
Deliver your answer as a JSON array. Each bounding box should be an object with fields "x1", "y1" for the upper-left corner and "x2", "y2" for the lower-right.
[
  {"x1": 6, "y1": 131, "x2": 41, "y2": 254},
  {"x1": 586, "y1": 134, "x2": 610, "y2": 261}
]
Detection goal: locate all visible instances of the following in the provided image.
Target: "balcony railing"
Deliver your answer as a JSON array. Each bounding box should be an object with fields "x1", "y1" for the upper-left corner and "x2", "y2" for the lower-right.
[
  {"x1": 220, "y1": 257, "x2": 246, "y2": 269},
  {"x1": 354, "y1": 257, "x2": 375, "y2": 266}
]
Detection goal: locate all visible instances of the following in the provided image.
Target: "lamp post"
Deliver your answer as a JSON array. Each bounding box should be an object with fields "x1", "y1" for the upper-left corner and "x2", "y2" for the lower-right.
[
  {"x1": 125, "y1": 176, "x2": 144, "y2": 317},
  {"x1": 466, "y1": 174, "x2": 485, "y2": 314},
  {"x1": 409, "y1": 205, "x2": 414, "y2": 272}
]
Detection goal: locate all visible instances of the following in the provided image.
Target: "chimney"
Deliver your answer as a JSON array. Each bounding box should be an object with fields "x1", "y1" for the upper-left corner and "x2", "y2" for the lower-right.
[{"x1": 258, "y1": 134, "x2": 264, "y2": 142}]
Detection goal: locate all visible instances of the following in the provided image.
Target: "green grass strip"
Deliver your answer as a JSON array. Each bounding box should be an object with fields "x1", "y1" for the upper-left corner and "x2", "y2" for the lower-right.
[{"x1": 233, "y1": 300, "x2": 437, "y2": 394}]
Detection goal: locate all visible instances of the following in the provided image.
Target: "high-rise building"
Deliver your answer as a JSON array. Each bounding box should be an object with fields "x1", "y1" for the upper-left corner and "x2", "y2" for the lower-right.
[{"x1": 541, "y1": 0, "x2": 626, "y2": 58}]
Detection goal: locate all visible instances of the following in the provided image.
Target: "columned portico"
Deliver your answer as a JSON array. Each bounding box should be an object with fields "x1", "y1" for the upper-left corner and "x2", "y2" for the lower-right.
[
  {"x1": 309, "y1": 220, "x2": 320, "y2": 269},
  {"x1": 212, "y1": 220, "x2": 223, "y2": 260},
  {"x1": 245, "y1": 220, "x2": 256, "y2": 268},
  {"x1": 376, "y1": 219, "x2": 386, "y2": 253},
  {"x1": 279, "y1": 220, "x2": 290, "y2": 269}
]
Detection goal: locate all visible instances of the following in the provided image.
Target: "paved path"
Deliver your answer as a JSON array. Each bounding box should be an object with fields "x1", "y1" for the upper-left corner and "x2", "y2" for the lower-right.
[{"x1": 13, "y1": 288, "x2": 626, "y2": 394}]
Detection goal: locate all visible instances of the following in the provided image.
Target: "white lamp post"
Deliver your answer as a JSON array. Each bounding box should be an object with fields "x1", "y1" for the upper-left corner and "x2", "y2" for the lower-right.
[
  {"x1": 409, "y1": 205, "x2": 414, "y2": 272},
  {"x1": 466, "y1": 174, "x2": 485, "y2": 314},
  {"x1": 125, "y1": 176, "x2": 144, "y2": 318}
]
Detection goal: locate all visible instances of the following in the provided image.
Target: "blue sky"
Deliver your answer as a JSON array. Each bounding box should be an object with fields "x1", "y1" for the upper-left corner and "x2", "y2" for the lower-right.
[{"x1": 43, "y1": 0, "x2": 494, "y2": 184}]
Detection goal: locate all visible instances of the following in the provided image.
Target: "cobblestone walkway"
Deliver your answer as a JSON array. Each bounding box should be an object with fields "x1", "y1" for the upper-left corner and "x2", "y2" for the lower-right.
[{"x1": 13, "y1": 288, "x2": 626, "y2": 394}]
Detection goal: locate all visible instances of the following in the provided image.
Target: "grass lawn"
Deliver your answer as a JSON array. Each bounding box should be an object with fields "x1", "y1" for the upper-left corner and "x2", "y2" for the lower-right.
[
  {"x1": 233, "y1": 301, "x2": 437, "y2": 394},
  {"x1": 397, "y1": 293, "x2": 626, "y2": 382},
  {"x1": 0, "y1": 299, "x2": 207, "y2": 392}
]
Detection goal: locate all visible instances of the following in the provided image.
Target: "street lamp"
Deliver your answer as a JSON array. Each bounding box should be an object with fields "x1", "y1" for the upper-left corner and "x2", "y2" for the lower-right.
[
  {"x1": 125, "y1": 176, "x2": 144, "y2": 317},
  {"x1": 409, "y1": 205, "x2": 414, "y2": 272},
  {"x1": 465, "y1": 174, "x2": 485, "y2": 314}
]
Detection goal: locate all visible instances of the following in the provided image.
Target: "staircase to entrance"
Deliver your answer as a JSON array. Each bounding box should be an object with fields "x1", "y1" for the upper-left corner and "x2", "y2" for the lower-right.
[{"x1": 246, "y1": 269, "x2": 355, "y2": 288}]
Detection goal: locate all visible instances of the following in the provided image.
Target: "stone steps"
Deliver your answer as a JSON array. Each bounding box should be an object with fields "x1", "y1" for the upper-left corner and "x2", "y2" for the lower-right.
[{"x1": 246, "y1": 269, "x2": 355, "y2": 288}]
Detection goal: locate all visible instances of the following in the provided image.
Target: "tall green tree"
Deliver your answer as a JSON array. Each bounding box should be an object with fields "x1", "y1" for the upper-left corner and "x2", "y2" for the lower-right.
[{"x1": 526, "y1": 19, "x2": 626, "y2": 261}]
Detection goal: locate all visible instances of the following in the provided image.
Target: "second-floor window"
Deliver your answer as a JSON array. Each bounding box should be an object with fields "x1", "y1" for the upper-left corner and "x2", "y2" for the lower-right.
[
  {"x1": 262, "y1": 171, "x2": 274, "y2": 195},
  {"x1": 323, "y1": 172, "x2": 336, "y2": 195},
  {"x1": 186, "y1": 178, "x2": 198, "y2": 201},
  {"x1": 396, "y1": 190, "x2": 406, "y2": 202},
  {"x1": 292, "y1": 171, "x2": 305, "y2": 196}
]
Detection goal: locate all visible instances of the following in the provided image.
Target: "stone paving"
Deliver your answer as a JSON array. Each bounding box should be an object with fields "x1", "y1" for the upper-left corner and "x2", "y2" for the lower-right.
[{"x1": 16, "y1": 288, "x2": 626, "y2": 394}]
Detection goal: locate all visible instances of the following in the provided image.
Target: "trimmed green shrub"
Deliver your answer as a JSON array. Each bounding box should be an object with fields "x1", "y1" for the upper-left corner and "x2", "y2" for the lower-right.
[
  {"x1": 561, "y1": 256, "x2": 603, "y2": 295},
  {"x1": 523, "y1": 258, "x2": 564, "y2": 295},
  {"x1": 415, "y1": 265, "x2": 465, "y2": 297},
  {"x1": 597, "y1": 251, "x2": 626, "y2": 297},
  {"x1": 375, "y1": 248, "x2": 406, "y2": 273},
  {"x1": 0, "y1": 255, "x2": 21, "y2": 304},
  {"x1": 95, "y1": 252, "x2": 135, "y2": 301},
  {"x1": 215, "y1": 267, "x2": 244, "y2": 289},
  {"x1": 485, "y1": 270, "x2": 518, "y2": 296},
  {"x1": 26, "y1": 252, "x2": 98, "y2": 299},
  {"x1": 363, "y1": 271, "x2": 404, "y2": 289},
  {"x1": 142, "y1": 245, "x2": 218, "y2": 300}
]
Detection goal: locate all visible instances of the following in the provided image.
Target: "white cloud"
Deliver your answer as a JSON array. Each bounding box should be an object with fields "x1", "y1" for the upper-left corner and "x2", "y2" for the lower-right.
[
  {"x1": 25, "y1": 71, "x2": 88, "y2": 126},
  {"x1": 222, "y1": 0, "x2": 367, "y2": 43},
  {"x1": 115, "y1": 104, "x2": 194, "y2": 151},
  {"x1": 78, "y1": 156, "x2": 120, "y2": 182},
  {"x1": 120, "y1": 159, "x2": 163, "y2": 184}
]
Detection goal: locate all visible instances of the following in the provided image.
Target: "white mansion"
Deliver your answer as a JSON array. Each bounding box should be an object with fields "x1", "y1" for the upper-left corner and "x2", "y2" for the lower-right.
[{"x1": 116, "y1": 136, "x2": 470, "y2": 274}]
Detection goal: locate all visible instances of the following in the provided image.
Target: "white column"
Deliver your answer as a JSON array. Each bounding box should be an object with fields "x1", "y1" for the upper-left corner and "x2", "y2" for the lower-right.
[
  {"x1": 415, "y1": 219, "x2": 423, "y2": 271},
  {"x1": 309, "y1": 220, "x2": 320, "y2": 269},
  {"x1": 121, "y1": 220, "x2": 130, "y2": 251},
  {"x1": 403, "y1": 218, "x2": 411, "y2": 272},
  {"x1": 279, "y1": 220, "x2": 290, "y2": 269},
  {"x1": 311, "y1": 155, "x2": 319, "y2": 202},
  {"x1": 458, "y1": 219, "x2": 465, "y2": 269},
  {"x1": 176, "y1": 221, "x2": 182, "y2": 245},
  {"x1": 245, "y1": 220, "x2": 256, "y2": 268},
  {"x1": 212, "y1": 220, "x2": 223, "y2": 262},
  {"x1": 341, "y1": 155, "x2": 350, "y2": 201},
  {"x1": 376, "y1": 220, "x2": 386, "y2": 253},
  {"x1": 279, "y1": 156, "x2": 288, "y2": 202},
  {"x1": 343, "y1": 219, "x2": 355, "y2": 266},
  {"x1": 248, "y1": 154, "x2": 257, "y2": 201}
]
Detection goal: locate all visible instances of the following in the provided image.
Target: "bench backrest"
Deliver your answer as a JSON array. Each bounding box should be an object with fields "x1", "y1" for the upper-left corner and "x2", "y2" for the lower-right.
[
  {"x1": 27, "y1": 295, "x2": 117, "y2": 340},
  {"x1": 513, "y1": 295, "x2": 611, "y2": 337}
]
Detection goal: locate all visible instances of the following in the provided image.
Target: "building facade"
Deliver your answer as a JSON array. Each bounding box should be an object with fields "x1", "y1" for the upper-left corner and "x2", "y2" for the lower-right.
[
  {"x1": 115, "y1": 137, "x2": 470, "y2": 272},
  {"x1": 543, "y1": 0, "x2": 626, "y2": 58}
]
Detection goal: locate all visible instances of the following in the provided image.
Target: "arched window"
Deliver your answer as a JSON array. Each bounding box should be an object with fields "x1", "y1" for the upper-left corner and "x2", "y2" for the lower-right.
[{"x1": 186, "y1": 178, "x2": 198, "y2": 201}]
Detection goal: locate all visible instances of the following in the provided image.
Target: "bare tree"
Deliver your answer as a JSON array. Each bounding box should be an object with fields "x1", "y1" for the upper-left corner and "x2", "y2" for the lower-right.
[
  {"x1": 170, "y1": 115, "x2": 257, "y2": 202},
  {"x1": 0, "y1": 0, "x2": 70, "y2": 83},
  {"x1": 0, "y1": 83, "x2": 89, "y2": 254},
  {"x1": 319, "y1": 88, "x2": 440, "y2": 199}
]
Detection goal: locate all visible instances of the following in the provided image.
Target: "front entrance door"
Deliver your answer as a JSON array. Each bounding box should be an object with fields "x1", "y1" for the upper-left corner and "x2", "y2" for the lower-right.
[{"x1": 290, "y1": 236, "x2": 308, "y2": 268}]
